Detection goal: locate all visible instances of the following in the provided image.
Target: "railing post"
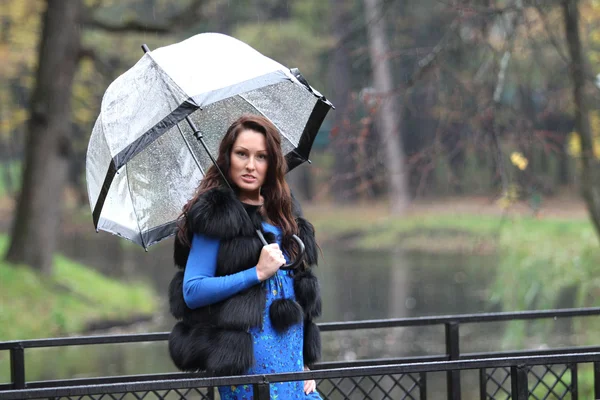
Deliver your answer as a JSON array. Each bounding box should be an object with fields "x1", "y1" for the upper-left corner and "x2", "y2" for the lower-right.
[
  {"x1": 570, "y1": 363, "x2": 578, "y2": 400},
  {"x1": 510, "y1": 365, "x2": 528, "y2": 400},
  {"x1": 479, "y1": 369, "x2": 487, "y2": 400},
  {"x1": 253, "y1": 381, "x2": 270, "y2": 400},
  {"x1": 445, "y1": 322, "x2": 461, "y2": 400},
  {"x1": 10, "y1": 345, "x2": 25, "y2": 389},
  {"x1": 419, "y1": 372, "x2": 427, "y2": 400},
  {"x1": 594, "y1": 362, "x2": 600, "y2": 400},
  {"x1": 207, "y1": 387, "x2": 215, "y2": 400}
]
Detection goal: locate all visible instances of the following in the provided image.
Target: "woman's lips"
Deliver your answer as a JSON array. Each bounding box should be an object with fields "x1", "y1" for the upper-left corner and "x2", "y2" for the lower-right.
[{"x1": 241, "y1": 175, "x2": 256, "y2": 183}]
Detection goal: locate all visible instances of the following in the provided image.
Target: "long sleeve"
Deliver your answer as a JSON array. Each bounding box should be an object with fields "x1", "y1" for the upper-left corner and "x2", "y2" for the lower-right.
[{"x1": 183, "y1": 233, "x2": 260, "y2": 309}]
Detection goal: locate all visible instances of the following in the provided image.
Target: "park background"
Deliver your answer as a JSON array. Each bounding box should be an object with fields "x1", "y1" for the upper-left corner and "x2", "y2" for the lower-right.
[{"x1": 2, "y1": 0, "x2": 600, "y2": 397}]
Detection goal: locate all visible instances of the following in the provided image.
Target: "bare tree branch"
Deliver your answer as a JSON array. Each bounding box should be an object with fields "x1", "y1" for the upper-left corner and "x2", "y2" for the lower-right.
[
  {"x1": 84, "y1": 0, "x2": 203, "y2": 34},
  {"x1": 84, "y1": 18, "x2": 172, "y2": 34},
  {"x1": 489, "y1": 0, "x2": 524, "y2": 194},
  {"x1": 405, "y1": 18, "x2": 460, "y2": 90},
  {"x1": 533, "y1": 3, "x2": 570, "y2": 64},
  {"x1": 533, "y1": 3, "x2": 600, "y2": 93},
  {"x1": 435, "y1": 0, "x2": 523, "y2": 16}
]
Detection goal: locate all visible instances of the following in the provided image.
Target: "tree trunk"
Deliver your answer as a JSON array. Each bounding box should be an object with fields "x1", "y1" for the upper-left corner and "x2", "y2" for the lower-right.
[
  {"x1": 363, "y1": 0, "x2": 409, "y2": 214},
  {"x1": 0, "y1": 94, "x2": 14, "y2": 196},
  {"x1": 329, "y1": 0, "x2": 356, "y2": 203},
  {"x1": 561, "y1": 0, "x2": 600, "y2": 240},
  {"x1": 5, "y1": 0, "x2": 82, "y2": 274}
]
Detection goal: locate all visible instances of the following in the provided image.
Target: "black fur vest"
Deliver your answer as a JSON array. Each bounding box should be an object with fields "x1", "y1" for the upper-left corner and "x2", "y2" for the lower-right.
[{"x1": 168, "y1": 187, "x2": 322, "y2": 376}]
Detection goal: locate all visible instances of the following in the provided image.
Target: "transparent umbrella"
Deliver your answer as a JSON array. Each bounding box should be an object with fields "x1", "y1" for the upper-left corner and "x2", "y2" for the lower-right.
[{"x1": 86, "y1": 33, "x2": 333, "y2": 250}]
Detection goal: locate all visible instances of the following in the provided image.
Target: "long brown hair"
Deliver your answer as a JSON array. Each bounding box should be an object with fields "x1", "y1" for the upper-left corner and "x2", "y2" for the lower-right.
[{"x1": 177, "y1": 114, "x2": 299, "y2": 258}]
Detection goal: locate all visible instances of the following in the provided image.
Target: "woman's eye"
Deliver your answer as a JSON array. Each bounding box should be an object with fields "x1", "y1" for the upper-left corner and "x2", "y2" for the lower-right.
[
  {"x1": 257, "y1": 154, "x2": 267, "y2": 160},
  {"x1": 237, "y1": 151, "x2": 247, "y2": 157}
]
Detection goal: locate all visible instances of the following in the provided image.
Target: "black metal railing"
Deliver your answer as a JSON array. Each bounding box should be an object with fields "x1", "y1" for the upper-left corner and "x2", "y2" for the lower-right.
[
  {"x1": 2, "y1": 353, "x2": 600, "y2": 399},
  {"x1": 2, "y1": 307, "x2": 600, "y2": 399}
]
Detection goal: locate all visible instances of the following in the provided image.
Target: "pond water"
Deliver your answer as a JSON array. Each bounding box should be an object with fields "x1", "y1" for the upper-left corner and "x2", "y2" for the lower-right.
[{"x1": 1, "y1": 231, "x2": 580, "y2": 398}]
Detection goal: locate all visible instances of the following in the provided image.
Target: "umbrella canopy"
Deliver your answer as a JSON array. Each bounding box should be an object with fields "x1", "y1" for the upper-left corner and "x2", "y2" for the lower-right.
[{"x1": 86, "y1": 33, "x2": 333, "y2": 249}]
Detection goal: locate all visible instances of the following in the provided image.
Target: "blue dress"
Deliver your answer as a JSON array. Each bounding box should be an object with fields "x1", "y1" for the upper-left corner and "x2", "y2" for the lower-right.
[
  {"x1": 219, "y1": 267, "x2": 321, "y2": 400},
  {"x1": 184, "y1": 223, "x2": 322, "y2": 400}
]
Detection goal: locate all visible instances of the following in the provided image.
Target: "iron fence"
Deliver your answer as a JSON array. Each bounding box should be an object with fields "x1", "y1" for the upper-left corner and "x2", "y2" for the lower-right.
[
  {"x1": 2, "y1": 307, "x2": 600, "y2": 399},
  {"x1": 2, "y1": 353, "x2": 600, "y2": 399}
]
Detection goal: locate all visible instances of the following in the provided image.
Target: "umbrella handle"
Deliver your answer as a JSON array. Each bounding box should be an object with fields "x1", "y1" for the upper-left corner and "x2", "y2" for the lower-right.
[{"x1": 255, "y1": 230, "x2": 305, "y2": 271}]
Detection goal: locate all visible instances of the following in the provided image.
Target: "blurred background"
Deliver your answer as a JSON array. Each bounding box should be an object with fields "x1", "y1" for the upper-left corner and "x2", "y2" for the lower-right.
[{"x1": 2, "y1": 0, "x2": 600, "y2": 397}]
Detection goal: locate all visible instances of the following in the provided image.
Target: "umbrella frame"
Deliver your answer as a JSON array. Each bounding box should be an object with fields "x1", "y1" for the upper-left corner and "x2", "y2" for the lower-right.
[{"x1": 90, "y1": 42, "x2": 332, "y2": 253}]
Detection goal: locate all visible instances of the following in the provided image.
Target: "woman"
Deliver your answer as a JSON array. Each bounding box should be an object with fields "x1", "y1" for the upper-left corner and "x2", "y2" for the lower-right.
[{"x1": 168, "y1": 114, "x2": 322, "y2": 399}]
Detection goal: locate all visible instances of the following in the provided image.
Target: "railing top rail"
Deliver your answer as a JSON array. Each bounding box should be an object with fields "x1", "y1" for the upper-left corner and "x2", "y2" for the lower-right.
[
  {"x1": 4, "y1": 345, "x2": 600, "y2": 392},
  {"x1": 0, "y1": 332, "x2": 167, "y2": 350},
  {"x1": 2, "y1": 352, "x2": 600, "y2": 399},
  {"x1": 2, "y1": 306, "x2": 600, "y2": 350},
  {"x1": 318, "y1": 306, "x2": 600, "y2": 331}
]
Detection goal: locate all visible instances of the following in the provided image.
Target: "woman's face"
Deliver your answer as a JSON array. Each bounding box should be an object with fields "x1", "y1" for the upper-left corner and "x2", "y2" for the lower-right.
[{"x1": 229, "y1": 129, "x2": 268, "y2": 197}]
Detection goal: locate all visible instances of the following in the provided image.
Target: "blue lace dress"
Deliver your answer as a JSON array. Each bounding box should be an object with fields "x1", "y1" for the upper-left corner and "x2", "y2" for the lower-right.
[{"x1": 218, "y1": 224, "x2": 322, "y2": 400}]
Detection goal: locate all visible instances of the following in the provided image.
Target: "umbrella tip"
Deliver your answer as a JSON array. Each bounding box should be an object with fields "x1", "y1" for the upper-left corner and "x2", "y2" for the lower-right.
[
  {"x1": 141, "y1": 44, "x2": 150, "y2": 54},
  {"x1": 307, "y1": 159, "x2": 312, "y2": 164}
]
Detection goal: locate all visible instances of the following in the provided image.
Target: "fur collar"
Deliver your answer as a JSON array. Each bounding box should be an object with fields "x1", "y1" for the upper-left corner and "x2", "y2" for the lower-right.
[
  {"x1": 174, "y1": 186, "x2": 316, "y2": 269},
  {"x1": 188, "y1": 187, "x2": 257, "y2": 239}
]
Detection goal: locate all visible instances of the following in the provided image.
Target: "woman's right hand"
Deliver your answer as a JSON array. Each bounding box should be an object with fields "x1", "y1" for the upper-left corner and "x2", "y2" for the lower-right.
[{"x1": 256, "y1": 243, "x2": 286, "y2": 281}]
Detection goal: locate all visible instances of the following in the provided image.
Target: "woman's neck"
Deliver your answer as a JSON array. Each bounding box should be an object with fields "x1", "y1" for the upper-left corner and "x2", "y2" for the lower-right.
[{"x1": 238, "y1": 191, "x2": 263, "y2": 206}]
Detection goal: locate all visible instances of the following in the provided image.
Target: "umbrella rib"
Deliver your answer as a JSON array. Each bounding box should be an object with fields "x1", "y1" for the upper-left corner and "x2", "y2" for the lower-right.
[
  {"x1": 238, "y1": 94, "x2": 298, "y2": 153},
  {"x1": 176, "y1": 123, "x2": 205, "y2": 175},
  {"x1": 124, "y1": 164, "x2": 146, "y2": 248}
]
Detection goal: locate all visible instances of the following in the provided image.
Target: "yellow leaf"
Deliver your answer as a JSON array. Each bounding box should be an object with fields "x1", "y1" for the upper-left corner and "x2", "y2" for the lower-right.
[
  {"x1": 568, "y1": 132, "x2": 581, "y2": 157},
  {"x1": 510, "y1": 152, "x2": 529, "y2": 171}
]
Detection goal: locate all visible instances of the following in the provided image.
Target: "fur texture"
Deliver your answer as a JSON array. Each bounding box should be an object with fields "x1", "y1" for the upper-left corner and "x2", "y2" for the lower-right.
[
  {"x1": 303, "y1": 321, "x2": 321, "y2": 366},
  {"x1": 168, "y1": 271, "x2": 214, "y2": 326},
  {"x1": 217, "y1": 236, "x2": 263, "y2": 276},
  {"x1": 269, "y1": 298, "x2": 304, "y2": 333},
  {"x1": 168, "y1": 321, "x2": 190, "y2": 370},
  {"x1": 173, "y1": 233, "x2": 191, "y2": 269},
  {"x1": 168, "y1": 271, "x2": 185, "y2": 320},
  {"x1": 262, "y1": 231, "x2": 277, "y2": 244},
  {"x1": 188, "y1": 187, "x2": 254, "y2": 239},
  {"x1": 243, "y1": 203, "x2": 266, "y2": 228},
  {"x1": 294, "y1": 270, "x2": 322, "y2": 320},
  {"x1": 205, "y1": 329, "x2": 254, "y2": 376},
  {"x1": 217, "y1": 285, "x2": 265, "y2": 330},
  {"x1": 169, "y1": 322, "x2": 212, "y2": 371},
  {"x1": 296, "y1": 217, "x2": 318, "y2": 266}
]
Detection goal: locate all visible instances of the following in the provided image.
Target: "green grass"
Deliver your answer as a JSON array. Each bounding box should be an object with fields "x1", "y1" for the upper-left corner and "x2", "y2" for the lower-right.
[
  {"x1": 0, "y1": 236, "x2": 158, "y2": 340},
  {"x1": 309, "y1": 205, "x2": 509, "y2": 250}
]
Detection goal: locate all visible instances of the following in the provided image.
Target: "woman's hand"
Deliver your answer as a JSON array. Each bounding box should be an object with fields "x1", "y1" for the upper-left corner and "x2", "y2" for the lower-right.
[
  {"x1": 304, "y1": 366, "x2": 317, "y2": 395},
  {"x1": 256, "y1": 243, "x2": 286, "y2": 281}
]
